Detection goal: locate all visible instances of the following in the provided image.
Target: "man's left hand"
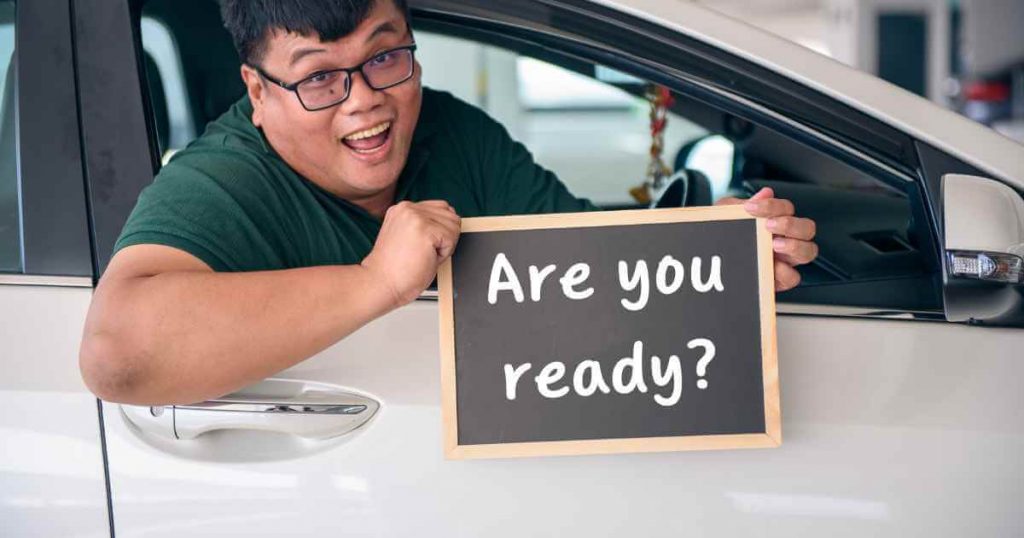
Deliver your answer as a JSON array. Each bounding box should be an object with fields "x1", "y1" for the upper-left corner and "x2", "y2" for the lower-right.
[{"x1": 716, "y1": 187, "x2": 818, "y2": 292}]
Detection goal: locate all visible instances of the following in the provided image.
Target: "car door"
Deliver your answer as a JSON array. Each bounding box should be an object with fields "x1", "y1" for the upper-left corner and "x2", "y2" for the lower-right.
[
  {"x1": 87, "y1": 0, "x2": 1024, "y2": 536},
  {"x1": 0, "y1": 1, "x2": 111, "y2": 536}
]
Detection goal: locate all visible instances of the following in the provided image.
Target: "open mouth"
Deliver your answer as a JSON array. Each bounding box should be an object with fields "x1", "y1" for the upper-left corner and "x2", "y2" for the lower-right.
[{"x1": 341, "y1": 121, "x2": 392, "y2": 154}]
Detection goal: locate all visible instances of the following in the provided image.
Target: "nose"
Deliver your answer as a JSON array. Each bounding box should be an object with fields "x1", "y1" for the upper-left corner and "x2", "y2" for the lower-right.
[{"x1": 341, "y1": 70, "x2": 385, "y2": 114}]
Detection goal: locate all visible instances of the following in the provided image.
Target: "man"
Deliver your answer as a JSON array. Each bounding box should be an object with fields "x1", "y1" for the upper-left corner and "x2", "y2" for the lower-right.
[{"x1": 79, "y1": 0, "x2": 817, "y2": 405}]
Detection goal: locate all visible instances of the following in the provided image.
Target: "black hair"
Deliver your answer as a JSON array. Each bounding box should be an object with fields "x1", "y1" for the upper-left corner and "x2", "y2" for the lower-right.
[{"x1": 220, "y1": 0, "x2": 411, "y2": 66}]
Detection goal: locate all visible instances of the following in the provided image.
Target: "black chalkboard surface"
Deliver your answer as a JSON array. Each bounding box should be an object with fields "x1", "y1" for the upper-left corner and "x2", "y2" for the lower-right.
[{"x1": 438, "y1": 206, "x2": 779, "y2": 459}]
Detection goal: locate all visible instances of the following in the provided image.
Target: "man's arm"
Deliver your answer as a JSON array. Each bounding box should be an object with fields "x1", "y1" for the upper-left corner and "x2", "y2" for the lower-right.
[{"x1": 80, "y1": 200, "x2": 460, "y2": 406}]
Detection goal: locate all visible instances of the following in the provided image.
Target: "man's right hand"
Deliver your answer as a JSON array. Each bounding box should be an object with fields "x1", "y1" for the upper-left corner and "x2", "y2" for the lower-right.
[{"x1": 361, "y1": 200, "x2": 462, "y2": 308}]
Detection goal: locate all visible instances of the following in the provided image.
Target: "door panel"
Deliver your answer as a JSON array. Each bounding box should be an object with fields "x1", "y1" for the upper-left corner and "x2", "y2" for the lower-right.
[
  {"x1": 1, "y1": 0, "x2": 107, "y2": 534},
  {"x1": 104, "y1": 301, "x2": 1024, "y2": 536},
  {"x1": 0, "y1": 284, "x2": 109, "y2": 537}
]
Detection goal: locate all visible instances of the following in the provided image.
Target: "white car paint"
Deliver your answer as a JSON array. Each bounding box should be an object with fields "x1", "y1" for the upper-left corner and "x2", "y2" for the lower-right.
[
  {"x1": 0, "y1": 282, "x2": 110, "y2": 538},
  {"x1": 104, "y1": 302, "x2": 1024, "y2": 536},
  {"x1": 597, "y1": 0, "x2": 1024, "y2": 187}
]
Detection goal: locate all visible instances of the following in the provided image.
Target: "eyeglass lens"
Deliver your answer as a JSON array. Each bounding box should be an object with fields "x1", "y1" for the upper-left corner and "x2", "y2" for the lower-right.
[{"x1": 297, "y1": 48, "x2": 414, "y2": 110}]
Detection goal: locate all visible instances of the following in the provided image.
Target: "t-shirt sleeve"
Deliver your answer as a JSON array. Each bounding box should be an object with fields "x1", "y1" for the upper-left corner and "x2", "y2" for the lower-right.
[
  {"x1": 113, "y1": 156, "x2": 285, "y2": 272},
  {"x1": 467, "y1": 101, "x2": 599, "y2": 215}
]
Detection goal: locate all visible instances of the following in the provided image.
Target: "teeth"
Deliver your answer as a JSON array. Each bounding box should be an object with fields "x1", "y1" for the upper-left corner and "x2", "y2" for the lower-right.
[{"x1": 345, "y1": 121, "x2": 391, "y2": 141}]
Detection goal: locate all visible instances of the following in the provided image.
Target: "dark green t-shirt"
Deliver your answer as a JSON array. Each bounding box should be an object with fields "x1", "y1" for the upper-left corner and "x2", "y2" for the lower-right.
[{"x1": 115, "y1": 87, "x2": 596, "y2": 272}]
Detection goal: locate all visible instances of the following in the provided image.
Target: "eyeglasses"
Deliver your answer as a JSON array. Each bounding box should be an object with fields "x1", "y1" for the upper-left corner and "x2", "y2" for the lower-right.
[{"x1": 253, "y1": 44, "x2": 418, "y2": 111}]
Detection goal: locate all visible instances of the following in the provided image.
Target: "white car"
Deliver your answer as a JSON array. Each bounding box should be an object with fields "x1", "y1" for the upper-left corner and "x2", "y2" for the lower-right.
[{"x1": 3, "y1": 0, "x2": 1023, "y2": 536}]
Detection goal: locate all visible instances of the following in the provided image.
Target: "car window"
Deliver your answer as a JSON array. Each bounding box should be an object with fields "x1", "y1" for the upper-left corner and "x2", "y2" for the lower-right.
[
  {"x1": 133, "y1": 6, "x2": 940, "y2": 314},
  {"x1": 416, "y1": 31, "x2": 711, "y2": 207},
  {"x1": 414, "y1": 30, "x2": 937, "y2": 312},
  {"x1": 0, "y1": 1, "x2": 18, "y2": 273},
  {"x1": 137, "y1": 18, "x2": 714, "y2": 207}
]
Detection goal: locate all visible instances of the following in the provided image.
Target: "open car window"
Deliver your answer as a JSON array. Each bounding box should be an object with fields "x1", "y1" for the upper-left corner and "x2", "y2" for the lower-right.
[
  {"x1": 136, "y1": 4, "x2": 941, "y2": 316},
  {"x1": 416, "y1": 31, "x2": 709, "y2": 207},
  {"x1": 413, "y1": 29, "x2": 938, "y2": 314}
]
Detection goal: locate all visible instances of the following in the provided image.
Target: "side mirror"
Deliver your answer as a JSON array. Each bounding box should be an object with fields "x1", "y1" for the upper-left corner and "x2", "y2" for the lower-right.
[{"x1": 942, "y1": 173, "x2": 1024, "y2": 325}]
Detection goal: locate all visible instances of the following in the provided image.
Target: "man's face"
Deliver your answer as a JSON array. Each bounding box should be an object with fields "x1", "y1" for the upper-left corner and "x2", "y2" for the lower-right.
[{"x1": 244, "y1": 0, "x2": 421, "y2": 206}]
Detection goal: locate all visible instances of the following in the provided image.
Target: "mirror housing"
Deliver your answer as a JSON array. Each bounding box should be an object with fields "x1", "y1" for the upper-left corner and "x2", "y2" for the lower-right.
[{"x1": 942, "y1": 173, "x2": 1024, "y2": 325}]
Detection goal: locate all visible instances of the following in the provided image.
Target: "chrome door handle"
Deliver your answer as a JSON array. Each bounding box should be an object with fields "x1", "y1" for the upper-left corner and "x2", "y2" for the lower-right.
[
  {"x1": 176, "y1": 401, "x2": 370, "y2": 415},
  {"x1": 120, "y1": 378, "x2": 380, "y2": 440}
]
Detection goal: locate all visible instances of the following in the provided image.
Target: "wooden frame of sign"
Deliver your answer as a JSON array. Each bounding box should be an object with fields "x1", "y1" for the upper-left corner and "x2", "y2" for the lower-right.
[{"x1": 438, "y1": 205, "x2": 780, "y2": 460}]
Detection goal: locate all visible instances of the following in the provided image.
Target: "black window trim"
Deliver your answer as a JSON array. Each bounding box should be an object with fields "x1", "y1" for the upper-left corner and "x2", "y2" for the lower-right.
[
  {"x1": 413, "y1": 5, "x2": 916, "y2": 190},
  {"x1": 74, "y1": 0, "x2": 159, "y2": 277},
  {"x1": 1, "y1": 0, "x2": 94, "y2": 279}
]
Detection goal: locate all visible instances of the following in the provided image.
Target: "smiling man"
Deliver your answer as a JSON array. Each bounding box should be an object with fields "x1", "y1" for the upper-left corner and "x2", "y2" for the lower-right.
[{"x1": 79, "y1": 0, "x2": 818, "y2": 405}]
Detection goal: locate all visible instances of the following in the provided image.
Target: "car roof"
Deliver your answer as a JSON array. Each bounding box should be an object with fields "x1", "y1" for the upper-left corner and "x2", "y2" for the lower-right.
[{"x1": 596, "y1": 0, "x2": 1024, "y2": 188}]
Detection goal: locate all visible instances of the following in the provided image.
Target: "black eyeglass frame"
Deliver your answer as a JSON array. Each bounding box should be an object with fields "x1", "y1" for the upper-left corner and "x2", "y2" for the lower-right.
[{"x1": 252, "y1": 43, "x2": 418, "y2": 111}]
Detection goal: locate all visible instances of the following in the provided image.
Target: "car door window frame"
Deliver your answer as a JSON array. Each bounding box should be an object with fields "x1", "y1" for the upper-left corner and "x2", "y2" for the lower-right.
[
  {"x1": 0, "y1": 0, "x2": 92, "y2": 282},
  {"x1": 111, "y1": 0, "x2": 950, "y2": 319},
  {"x1": 410, "y1": 0, "x2": 945, "y2": 318},
  {"x1": 73, "y1": 0, "x2": 160, "y2": 276}
]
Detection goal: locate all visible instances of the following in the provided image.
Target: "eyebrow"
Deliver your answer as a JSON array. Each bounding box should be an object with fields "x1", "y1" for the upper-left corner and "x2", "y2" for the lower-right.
[
  {"x1": 365, "y1": 20, "x2": 400, "y2": 43},
  {"x1": 286, "y1": 20, "x2": 403, "y2": 68},
  {"x1": 288, "y1": 47, "x2": 328, "y2": 67}
]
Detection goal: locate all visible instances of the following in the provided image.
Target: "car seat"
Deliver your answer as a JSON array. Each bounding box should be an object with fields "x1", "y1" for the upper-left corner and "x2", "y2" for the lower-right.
[
  {"x1": 143, "y1": 51, "x2": 170, "y2": 156},
  {"x1": 143, "y1": 0, "x2": 245, "y2": 137}
]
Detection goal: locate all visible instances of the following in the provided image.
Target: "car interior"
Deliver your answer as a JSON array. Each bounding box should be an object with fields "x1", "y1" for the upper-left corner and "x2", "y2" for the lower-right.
[{"x1": 130, "y1": 0, "x2": 941, "y2": 314}]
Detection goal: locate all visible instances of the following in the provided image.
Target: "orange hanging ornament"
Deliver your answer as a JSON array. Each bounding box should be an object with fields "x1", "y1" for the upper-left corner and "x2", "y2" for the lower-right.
[{"x1": 630, "y1": 84, "x2": 676, "y2": 205}]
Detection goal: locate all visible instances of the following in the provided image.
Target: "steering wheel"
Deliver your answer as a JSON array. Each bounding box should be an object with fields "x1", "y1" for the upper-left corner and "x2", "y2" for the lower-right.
[{"x1": 654, "y1": 169, "x2": 714, "y2": 208}]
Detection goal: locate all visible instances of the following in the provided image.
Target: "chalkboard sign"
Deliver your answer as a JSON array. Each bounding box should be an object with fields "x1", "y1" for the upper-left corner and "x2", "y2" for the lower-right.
[{"x1": 438, "y1": 206, "x2": 779, "y2": 459}]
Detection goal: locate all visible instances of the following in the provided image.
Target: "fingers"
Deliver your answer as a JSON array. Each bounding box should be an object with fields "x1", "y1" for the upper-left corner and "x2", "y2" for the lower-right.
[
  {"x1": 773, "y1": 237, "x2": 819, "y2": 265},
  {"x1": 435, "y1": 230, "x2": 460, "y2": 260},
  {"x1": 748, "y1": 187, "x2": 774, "y2": 201},
  {"x1": 414, "y1": 203, "x2": 461, "y2": 261},
  {"x1": 714, "y1": 188, "x2": 773, "y2": 207},
  {"x1": 744, "y1": 197, "x2": 795, "y2": 218},
  {"x1": 388, "y1": 201, "x2": 460, "y2": 229},
  {"x1": 422, "y1": 210, "x2": 462, "y2": 248},
  {"x1": 714, "y1": 196, "x2": 743, "y2": 206},
  {"x1": 765, "y1": 216, "x2": 816, "y2": 241},
  {"x1": 419, "y1": 216, "x2": 460, "y2": 261},
  {"x1": 383, "y1": 201, "x2": 461, "y2": 257},
  {"x1": 419, "y1": 204, "x2": 461, "y2": 227},
  {"x1": 391, "y1": 199, "x2": 457, "y2": 213},
  {"x1": 392, "y1": 200, "x2": 458, "y2": 218},
  {"x1": 773, "y1": 237, "x2": 818, "y2": 265},
  {"x1": 702, "y1": 189, "x2": 813, "y2": 291},
  {"x1": 773, "y1": 260, "x2": 801, "y2": 292},
  {"x1": 417, "y1": 199, "x2": 459, "y2": 216},
  {"x1": 423, "y1": 207, "x2": 461, "y2": 253},
  {"x1": 409, "y1": 201, "x2": 461, "y2": 228}
]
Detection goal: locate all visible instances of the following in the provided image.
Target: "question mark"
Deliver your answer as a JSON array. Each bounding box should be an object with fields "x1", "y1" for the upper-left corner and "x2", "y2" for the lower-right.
[{"x1": 688, "y1": 338, "x2": 716, "y2": 389}]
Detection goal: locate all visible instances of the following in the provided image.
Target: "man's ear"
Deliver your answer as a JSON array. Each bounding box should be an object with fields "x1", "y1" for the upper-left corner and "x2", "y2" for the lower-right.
[{"x1": 240, "y1": 65, "x2": 265, "y2": 127}]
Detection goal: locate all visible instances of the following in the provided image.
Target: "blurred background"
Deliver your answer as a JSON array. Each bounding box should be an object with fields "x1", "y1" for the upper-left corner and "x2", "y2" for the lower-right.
[{"x1": 695, "y1": 0, "x2": 1024, "y2": 143}]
